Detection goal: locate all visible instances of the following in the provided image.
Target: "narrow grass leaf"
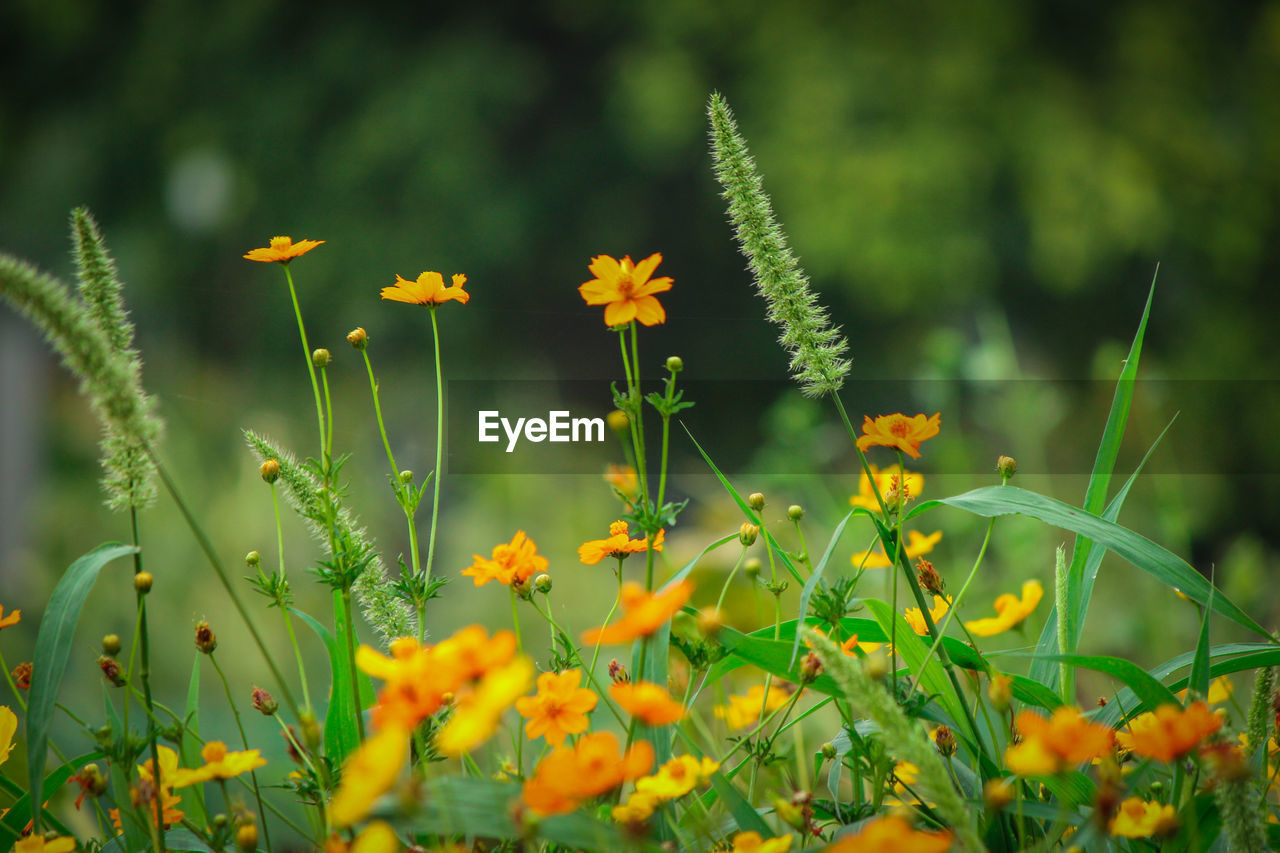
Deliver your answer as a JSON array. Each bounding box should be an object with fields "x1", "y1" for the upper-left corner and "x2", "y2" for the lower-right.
[
  {"x1": 789, "y1": 508, "x2": 862, "y2": 666},
  {"x1": 1029, "y1": 654, "x2": 1179, "y2": 712},
  {"x1": 292, "y1": 606, "x2": 375, "y2": 766},
  {"x1": 179, "y1": 653, "x2": 208, "y2": 830},
  {"x1": 1189, "y1": 583, "x2": 1213, "y2": 702}
]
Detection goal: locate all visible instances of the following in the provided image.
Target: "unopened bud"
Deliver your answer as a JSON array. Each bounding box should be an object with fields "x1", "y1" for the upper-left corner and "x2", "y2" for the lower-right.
[
  {"x1": 665, "y1": 356, "x2": 684, "y2": 374},
  {"x1": 933, "y1": 725, "x2": 957, "y2": 757},
  {"x1": 916, "y1": 558, "x2": 944, "y2": 595},
  {"x1": 747, "y1": 492, "x2": 765, "y2": 512},
  {"x1": 744, "y1": 557, "x2": 762, "y2": 578},
  {"x1": 606, "y1": 410, "x2": 630, "y2": 435},
  {"x1": 608, "y1": 658, "x2": 630, "y2": 684},
  {"x1": 236, "y1": 821, "x2": 258, "y2": 852},
  {"x1": 251, "y1": 686, "x2": 278, "y2": 716},
  {"x1": 997, "y1": 455, "x2": 1017, "y2": 481},
  {"x1": 398, "y1": 469, "x2": 414, "y2": 484},
  {"x1": 787, "y1": 504, "x2": 803, "y2": 521},
  {"x1": 260, "y1": 459, "x2": 280, "y2": 483},
  {"x1": 134, "y1": 571, "x2": 153, "y2": 594},
  {"x1": 988, "y1": 672, "x2": 1013, "y2": 712},
  {"x1": 346, "y1": 327, "x2": 368, "y2": 350},
  {"x1": 821, "y1": 742, "x2": 838, "y2": 760},
  {"x1": 311, "y1": 348, "x2": 331, "y2": 368},
  {"x1": 864, "y1": 652, "x2": 887, "y2": 682},
  {"x1": 78, "y1": 764, "x2": 108, "y2": 797},
  {"x1": 212, "y1": 814, "x2": 229, "y2": 830},
  {"x1": 195, "y1": 620, "x2": 218, "y2": 654},
  {"x1": 98, "y1": 656, "x2": 125, "y2": 687},
  {"x1": 739, "y1": 522, "x2": 759, "y2": 546},
  {"x1": 800, "y1": 651, "x2": 824, "y2": 683},
  {"x1": 534, "y1": 573, "x2": 552, "y2": 594},
  {"x1": 102, "y1": 634, "x2": 122, "y2": 656},
  {"x1": 245, "y1": 550, "x2": 261, "y2": 567},
  {"x1": 697, "y1": 608, "x2": 723, "y2": 638},
  {"x1": 512, "y1": 576, "x2": 533, "y2": 600}
]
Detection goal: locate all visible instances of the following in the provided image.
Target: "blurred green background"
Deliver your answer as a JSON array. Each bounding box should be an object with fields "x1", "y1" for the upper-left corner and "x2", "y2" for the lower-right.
[{"x1": 2, "y1": 0, "x2": 1279, "y2": 841}]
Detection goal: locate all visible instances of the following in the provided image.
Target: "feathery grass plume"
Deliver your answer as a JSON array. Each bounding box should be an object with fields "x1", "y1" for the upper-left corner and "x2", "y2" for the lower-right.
[
  {"x1": 243, "y1": 430, "x2": 415, "y2": 643},
  {"x1": 70, "y1": 207, "x2": 162, "y2": 510},
  {"x1": 1246, "y1": 665, "x2": 1274, "y2": 760},
  {"x1": 805, "y1": 628, "x2": 983, "y2": 852},
  {"x1": 0, "y1": 253, "x2": 162, "y2": 507},
  {"x1": 708, "y1": 92, "x2": 850, "y2": 397},
  {"x1": 1213, "y1": 723, "x2": 1269, "y2": 853},
  {"x1": 1054, "y1": 544, "x2": 1071, "y2": 699}
]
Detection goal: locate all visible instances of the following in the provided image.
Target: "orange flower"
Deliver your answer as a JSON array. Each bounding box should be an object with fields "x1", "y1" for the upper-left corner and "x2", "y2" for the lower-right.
[
  {"x1": 823, "y1": 815, "x2": 953, "y2": 852},
  {"x1": 380, "y1": 271, "x2": 470, "y2": 306},
  {"x1": 243, "y1": 235, "x2": 324, "y2": 263},
  {"x1": 851, "y1": 529, "x2": 942, "y2": 570},
  {"x1": 462, "y1": 531, "x2": 547, "y2": 587},
  {"x1": 578, "y1": 253, "x2": 673, "y2": 326},
  {"x1": 1004, "y1": 707, "x2": 1114, "y2": 775},
  {"x1": 522, "y1": 731, "x2": 654, "y2": 815},
  {"x1": 850, "y1": 463, "x2": 924, "y2": 511},
  {"x1": 610, "y1": 680, "x2": 685, "y2": 725},
  {"x1": 578, "y1": 521, "x2": 664, "y2": 565},
  {"x1": 904, "y1": 594, "x2": 951, "y2": 635},
  {"x1": 515, "y1": 669, "x2": 598, "y2": 745},
  {"x1": 0, "y1": 605, "x2": 19, "y2": 630},
  {"x1": 855, "y1": 413, "x2": 941, "y2": 459},
  {"x1": 1123, "y1": 702, "x2": 1223, "y2": 762},
  {"x1": 714, "y1": 684, "x2": 792, "y2": 730},
  {"x1": 581, "y1": 580, "x2": 692, "y2": 645},
  {"x1": 604, "y1": 463, "x2": 638, "y2": 498}
]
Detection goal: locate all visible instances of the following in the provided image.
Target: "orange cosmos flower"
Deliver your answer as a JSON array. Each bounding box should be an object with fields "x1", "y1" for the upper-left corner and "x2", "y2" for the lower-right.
[
  {"x1": 964, "y1": 580, "x2": 1043, "y2": 637},
  {"x1": 581, "y1": 580, "x2": 693, "y2": 645},
  {"x1": 462, "y1": 530, "x2": 548, "y2": 587},
  {"x1": 714, "y1": 684, "x2": 792, "y2": 730},
  {"x1": 610, "y1": 680, "x2": 686, "y2": 725},
  {"x1": 823, "y1": 815, "x2": 953, "y2": 852},
  {"x1": 1123, "y1": 701, "x2": 1223, "y2": 762},
  {"x1": 522, "y1": 731, "x2": 654, "y2": 815},
  {"x1": 856, "y1": 412, "x2": 941, "y2": 459},
  {"x1": 436, "y1": 657, "x2": 535, "y2": 756},
  {"x1": 380, "y1": 271, "x2": 470, "y2": 306},
  {"x1": 578, "y1": 253, "x2": 673, "y2": 326},
  {"x1": 168, "y1": 741, "x2": 266, "y2": 788},
  {"x1": 728, "y1": 831, "x2": 793, "y2": 853},
  {"x1": 604, "y1": 463, "x2": 639, "y2": 499},
  {"x1": 515, "y1": 669, "x2": 598, "y2": 745},
  {"x1": 578, "y1": 521, "x2": 665, "y2": 565},
  {"x1": 850, "y1": 464, "x2": 924, "y2": 511},
  {"x1": 243, "y1": 235, "x2": 324, "y2": 263},
  {"x1": 1004, "y1": 707, "x2": 1114, "y2": 775},
  {"x1": 0, "y1": 605, "x2": 19, "y2": 630}
]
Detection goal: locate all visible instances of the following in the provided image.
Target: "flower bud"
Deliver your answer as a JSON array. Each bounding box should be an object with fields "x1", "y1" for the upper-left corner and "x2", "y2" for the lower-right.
[
  {"x1": 800, "y1": 651, "x2": 824, "y2": 683},
  {"x1": 933, "y1": 725, "x2": 957, "y2": 757},
  {"x1": 212, "y1": 814, "x2": 229, "y2": 830},
  {"x1": 399, "y1": 469, "x2": 414, "y2": 484},
  {"x1": 916, "y1": 558, "x2": 944, "y2": 595},
  {"x1": 98, "y1": 655, "x2": 125, "y2": 687},
  {"x1": 195, "y1": 620, "x2": 218, "y2": 654},
  {"x1": 864, "y1": 652, "x2": 887, "y2": 682},
  {"x1": 988, "y1": 672, "x2": 1013, "y2": 712},
  {"x1": 102, "y1": 634, "x2": 122, "y2": 656},
  {"x1": 311, "y1": 348, "x2": 331, "y2": 368},
  {"x1": 251, "y1": 686, "x2": 278, "y2": 716},
  {"x1": 236, "y1": 821, "x2": 258, "y2": 852},
  {"x1": 245, "y1": 550, "x2": 261, "y2": 567},
  {"x1": 260, "y1": 459, "x2": 280, "y2": 483},
  {"x1": 608, "y1": 658, "x2": 630, "y2": 684},
  {"x1": 739, "y1": 522, "x2": 759, "y2": 546},
  {"x1": 997, "y1": 455, "x2": 1017, "y2": 481},
  {"x1": 747, "y1": 492, "x2": 765, "y2": 512},
  {"x1": 821, "y1": 742, "x2": 837, "y2": 760},
  {"x1": 533, "y1": 573, "x2": 552, "y2": 594},
  {"x1": 697, "y1": 607, "x2": 723, "y2": 638},
  {"x1": 787, "y1": 504, "x2": 803, "y2": 521},
  {"x1": 606, "y1": 409, "x2": 630, "y2": 435},
  {"x1": 134, "y1": 571, "x2": 153, "y2": 593},
  {"x1": 78, "y1": 764, "x2": 108, "y2": 797},
  {"x1": 665, "y1": 356, "x2": 683, "y2": 373},
  {"x1": 347, "y1": 327, "x2": 368, "y2": 350},
  {"x1": 744, "y1": 557, "x2": 762, "y2": 578}
]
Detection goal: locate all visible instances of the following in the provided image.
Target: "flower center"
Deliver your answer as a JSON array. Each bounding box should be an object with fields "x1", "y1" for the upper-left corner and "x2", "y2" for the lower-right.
[{"x1": 888, "y1": 419, "x2": 910, "y2": 437}]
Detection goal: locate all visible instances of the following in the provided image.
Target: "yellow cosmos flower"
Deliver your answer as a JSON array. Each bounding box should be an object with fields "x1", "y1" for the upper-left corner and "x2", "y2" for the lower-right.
[
  {"x1": 462, "y1": 530, "x2": 548, "y2": 587},
  {"x1": 610, "y1": 680, "x2": 685, "y2": 725},
  {"x1": 714, "y1": 684, "x2": 791, "y2": 730},
  {"x1": 1004, "y1": 707, "x2": 1113, "y2": 776},
  {"x1": 0, "y1": 706, "x2": 15, "y2": 767},
  {"x1": 850, "y1": 464, "x2": 924, "y2": 511},
  {"x1": 243, "y1": 235, "x2": 324, "y2": 263},
  {"x1": 612, "y1": 790, "x2": 662, "y2": 824},
  {"x1": 904, "y1": 594, "x2": 952, "y2": 635},
  {"x1": 581, "y1": 580, "x2": 692, "y2": 646},
  {"x1": 330, "y1": 725, "x2": 411, "y2": 827},
  {"x1": 578, "y1": 521, "x2": 664, "y2": 565},
  {"x1": 855, "y1": 412, "x2": 941, "y2": 459},
  {"x1": 851, "y1": 530, "x2": 942, "y2": 570},
  {"x1": 823, "y1": 815, "x2": 953, "y2": 852},
  {"x1": 578, "y1": 253, "x2": 673, "y2": 327},
  {"x1": 634, "y1": 754, "x2": 719, "y2": 800},
  {"x1": 728, "y1": 831, "x2": 792, "y2": 853},
  {"x1": 350, "y1": 820, "x2": 402, "y2": 853},
  {"x1": 13, "y1": 837, "x2": 77, "y2": 853},
  {"x1": 1109, "y1": 796, "x2": 1179, "y2": 838},
  {"x1": 0, "y1": 604, "x2": 20, "y2": 630},
  {"x1": 965, "y1": 580, "x2": 1043, "y2": 636},
  {"x1": 109, "y1": 744, "x2": 185, "y2": 832},
  {"x1": 380, "y1": 272, "x2": 469, "y2": 306},
  {"x1": 169, "y1": 741, "x2": 266, "y2": 788},
  {"x1": 436, "y1": 657, "x2": 535, "y2": 756},
  {"x1": 1178, "y1": 675, "x2": 1234, "y2": 705},
  {"x1": 515, "y1": 668, "x2": 598, "y2": 745}
]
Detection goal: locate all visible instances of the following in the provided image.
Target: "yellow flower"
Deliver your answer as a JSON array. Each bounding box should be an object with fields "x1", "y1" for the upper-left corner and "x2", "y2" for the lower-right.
[
  {"x1": 610, "y1": 680, "x2": 686, "y2": 725},
  {"x1": 436, "y1": 657, "x2": 535, "y2": 756},
  {"x1": 580, "y1": 580, "x2": 692, "y2": 646},
  {"x1": 965, "y1": 580, "x2": 1043, "y2": 637},
  {"x1": 1004, "y1": 707, "x2": 1113, "y2": 776},
  {"x1": 612, "y1": 790, "x2": 662, "y2": 824},
  {"x1": 168, "y1": 741, "x2": 266, "y2": 788},
  {"x1": 380, "y1": 272, "x2": 469, "y2": 306},
  {"x1": 851, "y1": 530, "x2": 942, "y2": 570},
  {"x1": 823, "y1": 815, "x2": 953, "y2": 852},
  {"x1": 0, "y1": 706, "x2": 15, "y2": 767},
  {"x1": 351, "y1": 820, "x2": 402, "y2": 853},
  {"x1": 243, "y1": 235, "x2": 324, "y2": 263},
  {"x1": 904, "y1": 594, "x2": 951, "y2": 635},
  {"x1": 714, "y1": 684, "x2": 791, "y2": 730},
  {"x1": 578, "y1": 253, "x2": 673, "y2": 326},
  {"x1": 0, "y1": 604, "x2": 20, "y2": 630},
  {"x1": 462, "y1": 530, "x2": 548, "y2": 587},
  {"x1": 330, "y1": 725, "x2": 411, "y2": 827},
  {"x1": 634, "y1": 754, "x2": 719, "y2": 800},
  {"x1": 1178, "y1": 675, "x2": 1234, "y2": 705},
  {"x1": 855, "y1": 412, "x2": 941, "y2": 459},
  {"x1": 1109, "y1": 797, "x2": 1179, "y2": 838},
  {"x1": 728, "y1": 830, "x2": 792, "y2": 853},
  {"x1": 109, "y1": 744, "x2": 185, "y2": 832},
  {"x1": 578, "y1": 521, "x2": 663, "y2": 565},
  {"x1": 13, "y1": 837, "x2": 76, "y2": 853},
  {"x1": 850, "y1": 464, "x2": 924, "y2": 511},
  {"x1": 515, "y1": 668, "x2": 598, "y2": 745}
]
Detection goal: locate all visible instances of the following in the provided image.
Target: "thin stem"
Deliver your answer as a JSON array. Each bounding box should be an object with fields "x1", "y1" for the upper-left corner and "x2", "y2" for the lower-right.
[
  {"x1": 588, "y1": 568, "x2": 625, "y2": 677},
  {"x1": 422, "y1": 306, "x2": 445, "y2": 633},
  {"x1": 131, "y1": 508, "x2": 166, "y2": 853},
  {"x1": 210, "y1": 654, "x2": 271, "y2": 852},
  {"x1": 912, "y1": 517, "x2": 997, "y2": 688},
  {"x1": 271, "y1": 483, "x2": 312, "y2": 713},
  {"x1": 341, "y1": 588, "x2": 366, "y2": 742},
  {"x1": 715, "y1": 546, "x2": 749, "y2": 612},
  {"x1": 510, "y1": 587, "x2": 524, "y2": 654},
  {"x1": 320, "y1": 364, "x2": 334, "y2": 460},
  {"x1": 282, "y1": 263, "x2": 326, "y2": 456}
]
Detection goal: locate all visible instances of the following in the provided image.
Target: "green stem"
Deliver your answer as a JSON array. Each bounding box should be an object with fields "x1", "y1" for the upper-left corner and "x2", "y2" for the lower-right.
[
  {"x1": 912, "y1": 517, "x2": 996, "y2": 687},
  {"x1": 510, "y1": 587, "x2": 524, "y2": 655},
  {"x1": 341, "y1": 588, "x2": 366, "y2": 742},
  {"x1": 320, "y1": 365, "x2": 334, "y2": 460},
  {"x1": 0, "y1": 648, "x2": 27, "y2": 713},
  {"x1": 715, "y1": 546, "x2": 748, "y2": 612},
  {"x1": 210, "y1": 654, "x2": 271, "y2": 852},
  {"x1": 131, "y1": 508, "x2": 166, "y2": 853},
  {"x1": 588, "y1": 568, "x2": 625, "y2": 677},
  {"x1": 282, "y1": 263, "x2": 326, "y2": 457},
  {"x1": 423, "y1": 306, "x2": 445, "y2": 633},
  {"x1": 271, "y1": 483, "x2": 312, "y2": 714}
]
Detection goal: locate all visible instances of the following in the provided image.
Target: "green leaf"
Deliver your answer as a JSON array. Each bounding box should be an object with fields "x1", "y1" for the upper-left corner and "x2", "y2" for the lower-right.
[
  {"x1": 25, "y1": 541, "x2": 137, "y2": 832},
  {"x1": 1028, "y1": 654, "x2": 1179, "y2": 712},
  {"x1": 789, "y1": 508, "x2": 863, "y2": 666},
  {"x1": 1189, "y1": 582, "x2": 1213, "y2": 702},
  {"x1": 291, "y1": 605, "x2": 375, "y2": 767},
  {"x1": 179, "y1": 653, "x2": 209, "y2": 831},
  {"x1": 1095, "y1": 642, "x2": 1274, "y2": 726},
  {"x1": 100, "y1": 827, "x2": 216, "y2": 852},
  {"x1": 716, "y1": 625, "x2": 844, "y2": 697},
  {"x1": 920, "y1": 486, "x2": 1268, "y2": 638},
  {"x1": 0, "y1": 751, "x2": 102, "y2": 848}
]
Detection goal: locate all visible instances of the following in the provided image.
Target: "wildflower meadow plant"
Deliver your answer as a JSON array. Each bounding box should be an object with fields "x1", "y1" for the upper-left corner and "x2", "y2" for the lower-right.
[{"x1": 0, "y1": 90, "x2": 1278, "y2": 853}]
